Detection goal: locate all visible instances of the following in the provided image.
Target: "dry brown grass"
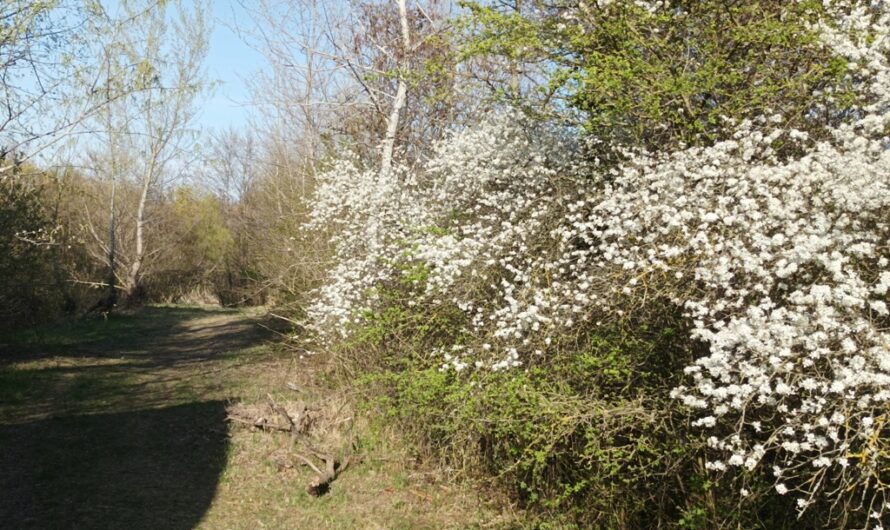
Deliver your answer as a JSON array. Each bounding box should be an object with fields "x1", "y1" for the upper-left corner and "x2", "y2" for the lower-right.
[{"x1": 209, "y1": 343, "x2": 516, "y2": 529}]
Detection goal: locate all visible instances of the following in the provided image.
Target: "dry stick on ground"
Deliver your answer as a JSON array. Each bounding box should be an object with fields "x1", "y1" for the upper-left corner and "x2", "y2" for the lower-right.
[
  {"x1": 226, "y1": 413, "x2": 294, "y2": 433},
  {"x1": 266, "y1": 393, "x2": 312, "y2": 441},
  {"x1": 286, "y1": 382, "x2": 306, "y2": 394},
  {"x1": 225, "y1": 395, "x2": 314, "y2": 434},
  {"x1": 263, "y1": 393, "x2": 354, "y2": 496},
  {"x1": 295, "y1": 447, "x2": 352, "y2": 496},
  {"x1": 226, "y1": 394, "x2": 355, "y2": 494}
]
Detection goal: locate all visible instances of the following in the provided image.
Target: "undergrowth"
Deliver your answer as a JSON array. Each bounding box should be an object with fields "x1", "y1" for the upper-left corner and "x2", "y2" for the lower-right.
[{"x1": 336, "y1": 288, "x2": 835, "y2": 528}]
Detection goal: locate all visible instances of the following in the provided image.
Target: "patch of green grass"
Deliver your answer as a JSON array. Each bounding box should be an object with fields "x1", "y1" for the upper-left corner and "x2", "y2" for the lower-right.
[
  {"x1": 0, "y1": 306, "x2": 260, "y2": 529},
  {"x1": 0, "y1": 366, "x2": 59, "y2": 404},
  {"x1": 1, "y1": 305, "x2": 236, "y2": 357}
]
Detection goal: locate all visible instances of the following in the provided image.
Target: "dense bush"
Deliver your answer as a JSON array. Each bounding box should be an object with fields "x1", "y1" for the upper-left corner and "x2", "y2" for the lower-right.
[
  {"x1": 305, "y1": 3, "x2": 890, "y2": 527},
  {"x1": 353, "y1": 299, "x2": 713, "y2": 527},
  {"x1": 0, "y1": 167, "x2": 97, "y2": 329},
  {"x1": 0, "y1": 172, "x2": 57, "y2": 328},
  {"x1": 460, "y1": 0, "x2": 861, "y2": 152}
]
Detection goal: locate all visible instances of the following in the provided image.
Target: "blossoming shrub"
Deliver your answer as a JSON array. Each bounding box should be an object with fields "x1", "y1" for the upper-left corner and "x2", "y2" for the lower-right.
[
  {"x1": 307, "y1": 3, "x2": 890, "y2": 527},
  {"x1": 358, "y1": 312, "x2": 736, "y2": 527}
]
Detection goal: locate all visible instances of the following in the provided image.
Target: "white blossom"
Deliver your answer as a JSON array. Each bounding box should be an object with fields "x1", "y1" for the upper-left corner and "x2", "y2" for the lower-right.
[{"x1": 304, "y1": 1, "x2": 890, "y2": 518}]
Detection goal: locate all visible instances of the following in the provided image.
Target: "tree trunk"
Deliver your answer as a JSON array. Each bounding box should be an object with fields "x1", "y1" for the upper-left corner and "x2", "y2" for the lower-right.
[
  {"x1": 105, "y1": 176, "x2": 118, "y2": 308},
  {"x1": 379, "y1": 0, "x2": 411, "y2": 176},
  {"x1": 124, "y1": 173, "x2": 151, "y2": 304}
]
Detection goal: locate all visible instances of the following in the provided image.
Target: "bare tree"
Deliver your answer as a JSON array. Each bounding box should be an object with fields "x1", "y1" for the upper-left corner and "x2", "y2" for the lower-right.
[
  {"x1": 205, "y1": 128, "x2": 260, "y2": 205},
  {"x1": 242, "y1": 0, "x2": 458, "y2": 171},
  {"x1": 0, "y1": 1, "x2": 170, "y2": 172},
  {"x1": 83, "y1": 0, "x2": 209, "y2": 304}
]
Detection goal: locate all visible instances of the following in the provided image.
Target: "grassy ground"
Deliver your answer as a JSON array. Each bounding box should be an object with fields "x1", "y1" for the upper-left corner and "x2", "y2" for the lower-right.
[{"x1": 0, "y1": 306, "x2": 511, "y2": 529}]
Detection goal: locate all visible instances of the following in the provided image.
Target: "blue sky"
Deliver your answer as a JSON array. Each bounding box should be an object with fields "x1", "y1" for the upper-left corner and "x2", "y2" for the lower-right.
[
  {"x1": 200, "y1": 1, "x2": 265, "y2": 132},
  {"x1": 101, "y1": 0, "x2": 266, "y2": 133}
]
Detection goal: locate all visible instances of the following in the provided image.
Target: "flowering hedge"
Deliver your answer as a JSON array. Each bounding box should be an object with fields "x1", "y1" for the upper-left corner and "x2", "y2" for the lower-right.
[{"x1": 307, "y1": 2, "x2": 890, "y2": 525}]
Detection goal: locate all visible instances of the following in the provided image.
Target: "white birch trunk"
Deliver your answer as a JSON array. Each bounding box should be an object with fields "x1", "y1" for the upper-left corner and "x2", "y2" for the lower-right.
[
  {"x1": 125, "y1": 170, "x2": 152, "y2": 299},
  {"x1": 379, "y1": 0, "x2": 411, "y2": 176}
]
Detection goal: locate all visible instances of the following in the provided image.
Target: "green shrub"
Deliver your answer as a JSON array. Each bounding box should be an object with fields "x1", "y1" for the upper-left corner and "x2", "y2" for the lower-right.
[
  {"x1": 460, "y1": 0, "x2": 858, "y2": 152},
  {"x1": 0, "y1": 167, "x2": 92, "y2": 329},
  {"x1": 351, "y1": 289, "x2": 687, "y2": 526},
  {"x1": 346, "y1": 286, "x2": 835, "y2": 527}
]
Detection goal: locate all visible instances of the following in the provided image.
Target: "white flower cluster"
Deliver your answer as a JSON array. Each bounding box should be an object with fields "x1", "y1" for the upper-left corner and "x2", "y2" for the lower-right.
[
  {"x1": 306, "y1": 155, "x2": 426, "y2": 335},
  {"x1": 306, "y1": 1, "x2": 890, "y2": 518},
  {"x1": 636, "y1": 127, "x2": 890, "y2": 514},
  {"x1": 306, "y1": 114, "x2": 585, "y2": 346}
]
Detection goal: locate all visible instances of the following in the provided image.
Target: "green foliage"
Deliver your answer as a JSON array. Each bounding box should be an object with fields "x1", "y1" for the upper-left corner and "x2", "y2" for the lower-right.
[
  {"x1": 170, "y1": 186, "x2": 234, "y2": 267},
  {"x1": 343, "y1": 282, "x2": 468, "y2": 373},
  {"x1": 137, "y1": 186, "x2": 239, "y2": 304},
  {"x1": 460, "y1": 1, "x2": 858, "y2": 151},
  {"x1": 0, "y1": 165, "x2": 95, "y2": 329},
  {"x1": 0, "y1": 172, "x2": 54, "y2": 328},
  {"x1": 359, "y1": 313, "x2": 703, "y2": 527},
  {"x1": 343, "y1": 277, "x2": 829, "y2": 527}
]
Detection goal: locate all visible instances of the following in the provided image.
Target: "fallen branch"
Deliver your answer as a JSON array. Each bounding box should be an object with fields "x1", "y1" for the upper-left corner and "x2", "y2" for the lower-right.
[
  {"x1": 294, "y1": 453, "x2": 324, "y2": 476},
  {"x1": 227, "y1": 393, "x2": 358, "y2": 496},
  {"x1": 267, "y1": 393, "x2": 310, "y2": 441},
  {"x1": 306, "y1": 452, "x2": 352, "y2": 496},
  {"x1": 226, "y1": 414, "x2": 291, "y2": 433}
]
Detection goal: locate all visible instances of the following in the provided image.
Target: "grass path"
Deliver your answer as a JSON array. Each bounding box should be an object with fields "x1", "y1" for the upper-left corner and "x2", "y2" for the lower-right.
[{"x1": 0, "y1": 306, "x2": 507, "y2": 529}]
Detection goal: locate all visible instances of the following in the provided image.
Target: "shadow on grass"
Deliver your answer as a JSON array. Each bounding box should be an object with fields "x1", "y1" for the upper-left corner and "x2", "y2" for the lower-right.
[
  {"x1": 0, "y1": 306, "x2": 250, "y2": 362},
  {"x1": 0, "y1": 306, "x2": 276, "y2": 422},
  {"x1": 0, "y1": 400, "x2": 229, "y2": 530},
  {"x1": 0, "y1": 306, "x2": 281, "y2": 529}
]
